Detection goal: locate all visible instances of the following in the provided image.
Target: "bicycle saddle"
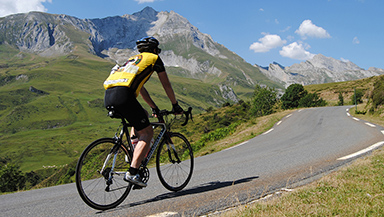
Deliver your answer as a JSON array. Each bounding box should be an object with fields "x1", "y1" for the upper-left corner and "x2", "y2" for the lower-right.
[{"x1": 106, "y1": 106, "x2": 123, "y2": 119}]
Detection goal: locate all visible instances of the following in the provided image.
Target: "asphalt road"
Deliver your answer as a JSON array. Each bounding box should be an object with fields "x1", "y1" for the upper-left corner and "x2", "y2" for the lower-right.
[{"x1": 1, "y1": 106, "x2": 384, "y2": 217}]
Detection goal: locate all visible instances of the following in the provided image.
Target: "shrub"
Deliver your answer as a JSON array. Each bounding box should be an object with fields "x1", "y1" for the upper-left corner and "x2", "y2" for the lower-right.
[
  {"x1": 372, "y1": 77, "x2": 384, "y2": 108},
  {"x1": 281, "y1": 84, "x2": 307, "y2": 109},
  {"x1": 299, "y1": 92, "x2": 327, "y2": 107},
  {"x1": 338, "y1": 92, "x2": 344, "y2": 106},
  {"x1": 192, "y1": 122, "x2": 240, "y2": 152},
  {"x1": 350, "y1": 88, "x2": 364, "y2": 104},
  {"x1": 0, "y1": 164, "x2": 26, "y2": 192},
  {"x1": 251, "y1": 85, "x2": 277, "y2": 117}
]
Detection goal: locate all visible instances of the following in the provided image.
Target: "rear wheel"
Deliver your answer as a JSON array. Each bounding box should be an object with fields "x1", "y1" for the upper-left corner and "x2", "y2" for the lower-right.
[
  {"x1": 156, "y1": 132, "x2": 194, "y2": 191},
  {"x1": 75, "y1": 138, "x2": 132, "y2": 210}
]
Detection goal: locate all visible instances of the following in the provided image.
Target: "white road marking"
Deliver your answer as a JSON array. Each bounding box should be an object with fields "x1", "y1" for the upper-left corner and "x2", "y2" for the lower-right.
[
  {"x1": 382, "y1": 130, "x2": 384, "y2": 135},
  {"x1": 286, "y1": 114, "x2": 292, "y2": 118},
  {"x1": 262, "y1": 128, "x2": 274, "y2": 135},
  {"x1": 222, "y1": 141, "x2": 249, "y2": 152},
  {"x1": 365, "y1": 122, "x2": 376, "y2": 128},
  {"x1": 337, "y1": 141, "x2": 384, "y2": 160},
  {"x1": 352, "y1": 117, "x2": 360, "y2": 121},
  {"x1": 281, "y1": 188, "x2": 294, "y2": 192},
  {"x1": 347, "y1": 112, "x2": 351, "y2": 117},
  {"x1": 276, "y1": 121, "x2": 282, "y2": 126},
  {"x1": 148, "y1": 212, "x2": 178, "y2": 217}
]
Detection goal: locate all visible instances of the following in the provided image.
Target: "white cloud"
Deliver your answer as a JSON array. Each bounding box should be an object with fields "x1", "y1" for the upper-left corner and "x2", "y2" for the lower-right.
[
  {"x1": 259, "y1": 8, "x2": 264, "y2": 12},
  {"x1": 279, "y1": 42, "x2": 315, "y2": 60},
  {"x1": 135, "y1": 0, "x2": 157, "y2": 3},
  {"x1": 353, "y1": 36, "x2": 360, "y2": 44},
  {"x1": 295, "y1": 20, "x2": 331, "y2": 39},
  {"x1": 249, "y1": 34, "x2": 287, "y2": 53},
  {"x1": 0, "y1": 0, "x2": 51, "y2": 17}
]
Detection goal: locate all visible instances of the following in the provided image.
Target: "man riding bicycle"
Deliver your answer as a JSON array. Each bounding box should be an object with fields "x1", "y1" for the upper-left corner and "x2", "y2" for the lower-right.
[{"x1": 103, "y1": 36, "x2": 183, "y2": 187}]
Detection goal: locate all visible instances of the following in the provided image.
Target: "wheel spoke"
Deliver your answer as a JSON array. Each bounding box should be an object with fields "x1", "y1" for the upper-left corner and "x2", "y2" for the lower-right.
[
  {"x1": 75, "y1": 138, "x2": 132, "y2": 210},
  {"x1": 156, "y1": 133, "x2": 194, "y2": 192}
]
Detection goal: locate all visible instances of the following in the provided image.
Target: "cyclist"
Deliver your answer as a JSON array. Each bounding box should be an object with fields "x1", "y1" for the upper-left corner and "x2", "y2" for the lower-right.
[{"x1": 103, "y1": 36, "x2": 183, "y2": 187}]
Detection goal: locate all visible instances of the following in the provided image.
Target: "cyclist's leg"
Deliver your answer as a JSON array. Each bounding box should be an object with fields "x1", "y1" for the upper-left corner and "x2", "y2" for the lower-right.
[
  {"x1": 131, "y1": 125, "x2": 153, "y2": 168},
  {"x1": 129, "y1": 109, "x2": 149, "y2": 139},
  {"x1": 119, "y1": 96, "x2": 153, "y2": 186},
  {"x1": 123, "y1": 98, "x2": 152, "y2": 169}
]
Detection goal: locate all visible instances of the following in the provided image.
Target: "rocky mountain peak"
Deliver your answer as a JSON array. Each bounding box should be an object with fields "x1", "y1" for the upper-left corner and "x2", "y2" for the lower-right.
[
  {"x1": 272, "y1": 62, "x2": 285, "y2": 69},
  {"x1": 256, "y1": 54, "x2": 384, "y2": 87},
  {"x1": 132, "y1": 6, "x2": 158, "y2": 20},
  {"x1": 307, "y1": 54, "x2": 362, "y2": 72}
]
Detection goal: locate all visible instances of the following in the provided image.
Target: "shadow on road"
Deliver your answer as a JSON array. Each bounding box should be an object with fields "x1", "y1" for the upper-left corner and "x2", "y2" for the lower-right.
[{"x1": 99, "y1": 176, "x2": 259, "y2": 214}]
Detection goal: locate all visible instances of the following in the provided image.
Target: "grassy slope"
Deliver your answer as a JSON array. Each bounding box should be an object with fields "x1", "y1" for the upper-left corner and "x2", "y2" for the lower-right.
[
  {"x1": 0, "y1": 44, "x2": 112, "y2": 171},
  {"x1": 305, "y1": 75, "x2": 380, "y2": 105}
]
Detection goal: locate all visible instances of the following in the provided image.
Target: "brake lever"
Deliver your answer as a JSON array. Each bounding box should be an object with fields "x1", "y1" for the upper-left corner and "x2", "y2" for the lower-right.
[{"x1": 181, "y1": 107, "x2": 193, "y2": 126}]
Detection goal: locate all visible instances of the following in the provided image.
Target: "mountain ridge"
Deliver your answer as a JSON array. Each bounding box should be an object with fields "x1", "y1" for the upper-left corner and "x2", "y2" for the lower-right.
[{"x1": 256, "y1": 54, "x2": 384, "y2": 88}]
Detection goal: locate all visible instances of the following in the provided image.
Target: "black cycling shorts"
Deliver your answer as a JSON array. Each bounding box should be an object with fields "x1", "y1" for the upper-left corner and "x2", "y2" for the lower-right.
[{"x1": 104, "y1": 86, "x2": 150, "y2": 131}]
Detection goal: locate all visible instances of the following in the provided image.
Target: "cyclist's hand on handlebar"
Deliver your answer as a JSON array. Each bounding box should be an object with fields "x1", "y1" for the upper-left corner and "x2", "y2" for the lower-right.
[
  {"x1": 151, "y1": 107, "x2": 160, "y2": 117},
  {"x1": 171, "y1": 102, "x2": 184, "y2": 115}
]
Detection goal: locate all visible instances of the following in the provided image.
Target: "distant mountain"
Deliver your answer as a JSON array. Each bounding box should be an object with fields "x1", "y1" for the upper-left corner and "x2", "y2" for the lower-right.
[
  {"x1": 0, "y1": 7, "x2": 280, "y2": 104},
  {"x1": 255, "y1": 54, "x2": 384, "y2": 87}
]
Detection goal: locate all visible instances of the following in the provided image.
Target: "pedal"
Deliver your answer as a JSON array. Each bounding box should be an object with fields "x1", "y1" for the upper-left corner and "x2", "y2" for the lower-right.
[{"x1": 132, "y1": 185, "x2": 145, "y2": 190}]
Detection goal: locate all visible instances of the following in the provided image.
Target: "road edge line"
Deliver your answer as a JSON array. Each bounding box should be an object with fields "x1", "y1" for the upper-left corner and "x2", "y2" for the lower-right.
[{"x1": 337, "y1": 141, "x2": 384, "y2": 160}]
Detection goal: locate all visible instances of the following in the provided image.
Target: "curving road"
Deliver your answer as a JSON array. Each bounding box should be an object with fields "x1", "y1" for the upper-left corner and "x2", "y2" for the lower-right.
[{"x1": 1, "y1": 106, "x2": 384, "y2": 216}]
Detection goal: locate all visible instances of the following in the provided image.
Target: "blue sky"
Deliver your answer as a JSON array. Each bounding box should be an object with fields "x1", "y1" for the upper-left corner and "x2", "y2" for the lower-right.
[{"x1": 1, "y1": 0, "x2": 383, "y2": 69}]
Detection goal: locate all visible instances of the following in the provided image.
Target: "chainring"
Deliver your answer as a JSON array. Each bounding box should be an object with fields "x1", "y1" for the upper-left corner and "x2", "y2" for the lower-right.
[{"x1": 139, "y1": 167, "x2": 150, "y2": 184}]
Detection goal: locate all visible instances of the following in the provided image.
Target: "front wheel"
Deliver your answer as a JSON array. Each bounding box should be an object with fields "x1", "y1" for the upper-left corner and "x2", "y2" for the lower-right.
[
  {"x1": 156, "y1": 132, "x2": 194, "y2": 192},
  {"x1": 75, "y1": 138, "x2": 132, "y2": 210}
]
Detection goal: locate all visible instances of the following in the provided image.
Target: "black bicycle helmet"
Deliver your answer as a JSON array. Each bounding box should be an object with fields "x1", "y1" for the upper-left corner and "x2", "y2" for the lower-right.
[{"x1": 136, "y1": 36, "x2": 161, "y2": 53}]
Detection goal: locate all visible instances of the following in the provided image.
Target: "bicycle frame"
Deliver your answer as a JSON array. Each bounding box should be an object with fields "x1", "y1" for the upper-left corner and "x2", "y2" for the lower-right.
[
  {"x1": 100, "y1": 119, "x2": 168, "y2": 178},
  {"x1": 141, "y1": 122, "x2": 167, "y2": 166}
]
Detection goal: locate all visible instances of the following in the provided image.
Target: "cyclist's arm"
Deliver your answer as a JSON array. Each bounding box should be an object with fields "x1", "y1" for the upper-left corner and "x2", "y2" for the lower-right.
[
  {"x1": 157, "y1": 71, "x2": 177, "y2": 105},
  {"x1": 140, "y1": 87, "x2": 157, "y2": 109}
]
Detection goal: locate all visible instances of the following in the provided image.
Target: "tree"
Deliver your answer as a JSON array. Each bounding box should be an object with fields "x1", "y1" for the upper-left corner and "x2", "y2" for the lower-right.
[
  {"x1": 0, "y1": 164, "x2": 26, "y2": 192},
  {"x1": 338, "y1": 92, "x2": 344, "y2": 106},
  {"x1": 372, "y1": 76, "x2": 384, "y2": 108},
  {"x1": 350, "y1": 88, "x2": 364, "y2": 105},
  {"x1": 299, "y1": 92, "x2": 327, "y2": 107},
  {"x1": 281, "y1": 84, "x2": 307, "y2": 109},
  {"x1": 251, "y1": 85, "x2": 277, "y2": 117}
]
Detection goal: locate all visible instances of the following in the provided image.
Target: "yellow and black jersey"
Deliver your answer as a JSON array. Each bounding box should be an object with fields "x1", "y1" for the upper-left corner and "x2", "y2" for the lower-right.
[{"x1": 103, "y1": 52, "x2": 165, "y2": 97}]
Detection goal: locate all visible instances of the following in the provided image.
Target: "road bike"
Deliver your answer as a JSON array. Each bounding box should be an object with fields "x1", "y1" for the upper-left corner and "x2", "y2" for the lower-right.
[{"x1": 75, "y1": 106, "x2": 194, "y2": 210}]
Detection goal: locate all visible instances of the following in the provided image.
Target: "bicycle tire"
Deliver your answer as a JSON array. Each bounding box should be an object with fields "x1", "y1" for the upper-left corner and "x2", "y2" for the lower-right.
[
  {"x1": 75, "y1": 138, "x2": 132, "y2": 210},
  {"x1": 156, "y1": 132, "x2": 194, "y2": 192}
]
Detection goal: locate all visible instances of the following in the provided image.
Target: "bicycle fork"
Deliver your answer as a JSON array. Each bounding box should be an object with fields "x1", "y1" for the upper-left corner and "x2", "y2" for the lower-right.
[
  {"x1": 100, "y1": 144, "x2": 121, "y2": 192},
  {"x1": 165, "y1": 135, "x2": 181, "y2": 164}
]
